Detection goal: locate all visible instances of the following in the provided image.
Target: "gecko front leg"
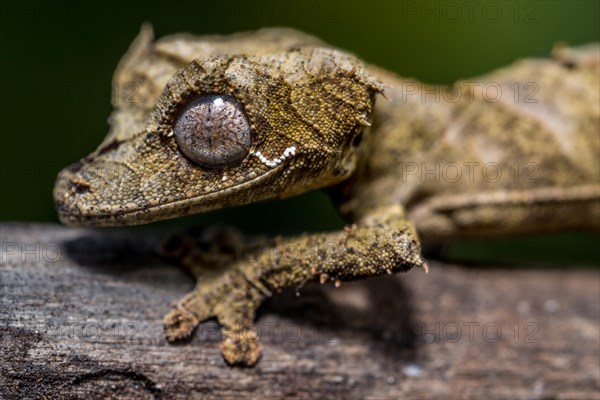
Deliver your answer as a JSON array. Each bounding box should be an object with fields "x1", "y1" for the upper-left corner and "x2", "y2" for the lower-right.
[{"x1": 163, "y1": 205, "x2": 424, "y2": 366}]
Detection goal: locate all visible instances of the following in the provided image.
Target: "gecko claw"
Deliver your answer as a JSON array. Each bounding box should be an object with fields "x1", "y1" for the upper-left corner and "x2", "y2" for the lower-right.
[
  {"x1": 319, "y1": 273, "x2": 328, "y2": 284},
  {"x1": 421, "y1": 260, "x2": 430, "y2": 274}
]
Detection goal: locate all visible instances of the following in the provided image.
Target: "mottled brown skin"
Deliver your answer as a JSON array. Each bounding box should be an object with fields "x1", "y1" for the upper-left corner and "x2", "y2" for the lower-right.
[{"x1": 54, "y1": 26, "x2": 600, "y2": 366}]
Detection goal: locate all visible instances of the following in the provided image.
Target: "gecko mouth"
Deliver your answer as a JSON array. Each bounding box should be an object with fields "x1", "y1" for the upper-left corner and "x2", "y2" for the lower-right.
[{"x1": 54, "y1": 161, "x2": 285, "y2": 227}]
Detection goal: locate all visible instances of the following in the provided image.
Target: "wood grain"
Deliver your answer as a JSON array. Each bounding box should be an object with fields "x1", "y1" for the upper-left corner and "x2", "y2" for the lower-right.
[{"x1": 1, "y1": 223, "x2": 598, "y2": 399}]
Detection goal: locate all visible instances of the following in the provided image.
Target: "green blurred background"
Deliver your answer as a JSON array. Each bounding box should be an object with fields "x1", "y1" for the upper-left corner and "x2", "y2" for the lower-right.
[{"x1": 1, "y1": 0, "x2": 598, "y2": 265}]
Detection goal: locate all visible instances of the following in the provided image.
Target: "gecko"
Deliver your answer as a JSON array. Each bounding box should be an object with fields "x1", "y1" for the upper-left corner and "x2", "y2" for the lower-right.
[{"x1": 54, "y1": 26, "x2": 600, "y2": 366}]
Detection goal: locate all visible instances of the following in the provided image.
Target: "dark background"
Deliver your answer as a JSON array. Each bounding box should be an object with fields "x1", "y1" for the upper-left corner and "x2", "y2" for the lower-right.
[{"x1": 1, "y1": 0, "x2": 598, "y2": 264}]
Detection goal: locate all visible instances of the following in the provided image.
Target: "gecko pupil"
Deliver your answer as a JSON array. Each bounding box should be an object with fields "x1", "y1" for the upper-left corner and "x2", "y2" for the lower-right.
[{"x1": 173, "y1": 94, "x2": 252, "y2": 169}]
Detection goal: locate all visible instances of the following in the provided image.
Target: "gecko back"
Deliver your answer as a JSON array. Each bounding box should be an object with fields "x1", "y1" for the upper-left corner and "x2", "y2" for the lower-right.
[{"x1": 342, "y1": 43, "x2": 600, "y2": 243}]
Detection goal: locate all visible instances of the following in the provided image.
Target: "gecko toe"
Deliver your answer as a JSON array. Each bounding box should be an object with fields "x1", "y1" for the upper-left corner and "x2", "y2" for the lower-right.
[
  {"x1": 164, "y1": 306, "x2": 202, "y2": 342},
  {"x1": 221, "y1": 329, "x2": 262, "y2": 367}
]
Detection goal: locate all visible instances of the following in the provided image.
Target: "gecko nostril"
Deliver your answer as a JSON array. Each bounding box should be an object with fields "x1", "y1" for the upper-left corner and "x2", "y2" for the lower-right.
[{"x1": 72, "y1": 179, "x2": 91, "y2": 194}]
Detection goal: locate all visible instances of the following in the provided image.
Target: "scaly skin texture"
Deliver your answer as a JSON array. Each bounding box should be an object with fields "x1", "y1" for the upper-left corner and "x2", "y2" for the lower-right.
[{"x1": 54, "y1": 26, "x2": 600, "y2": 366}]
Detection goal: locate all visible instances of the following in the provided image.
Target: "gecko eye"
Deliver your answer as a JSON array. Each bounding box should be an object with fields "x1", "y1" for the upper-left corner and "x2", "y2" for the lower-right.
[{"x1": 173, "y1": 94, "x2": 252, "y2": 169}]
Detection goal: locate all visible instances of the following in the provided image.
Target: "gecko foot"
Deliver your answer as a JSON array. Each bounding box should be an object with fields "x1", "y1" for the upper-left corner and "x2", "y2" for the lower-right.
[
  {"x1": 164, "y1": 309, "x2": 261, "y2": 367},
  {"x1": 161, "y1": 228, "x2": 266, "y2": 367},
  {"x1": 163, "y1": 269, "x2": 265, "y2": 367}
]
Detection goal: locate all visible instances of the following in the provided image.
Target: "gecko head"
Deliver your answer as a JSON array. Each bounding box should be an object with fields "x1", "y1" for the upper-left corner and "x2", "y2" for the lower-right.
[{"x1": 54, "y1": 45, "x2": 383, "y2": 226}]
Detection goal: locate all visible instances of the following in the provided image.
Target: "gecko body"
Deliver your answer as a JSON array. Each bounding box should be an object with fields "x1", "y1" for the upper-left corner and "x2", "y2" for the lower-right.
[{"x1": 54, "y1": 27, "x2": 600, "y2": 366}]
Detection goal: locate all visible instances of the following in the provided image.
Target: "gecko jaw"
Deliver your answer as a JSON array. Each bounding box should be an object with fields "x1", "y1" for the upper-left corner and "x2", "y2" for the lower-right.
[{"x1": 55, "y1": 160, "x2": 287, "y2": 227}]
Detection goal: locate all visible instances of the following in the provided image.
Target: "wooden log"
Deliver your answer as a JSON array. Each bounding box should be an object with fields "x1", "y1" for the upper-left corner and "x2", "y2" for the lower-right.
[{"x1": 1, "y1": 223, "x2": 598, "y2": 399}]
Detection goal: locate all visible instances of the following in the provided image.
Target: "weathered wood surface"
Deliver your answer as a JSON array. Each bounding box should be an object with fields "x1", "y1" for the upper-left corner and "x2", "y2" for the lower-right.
[{"x1": 1, "y1": 223, "x2": 599, "y2": 399}]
